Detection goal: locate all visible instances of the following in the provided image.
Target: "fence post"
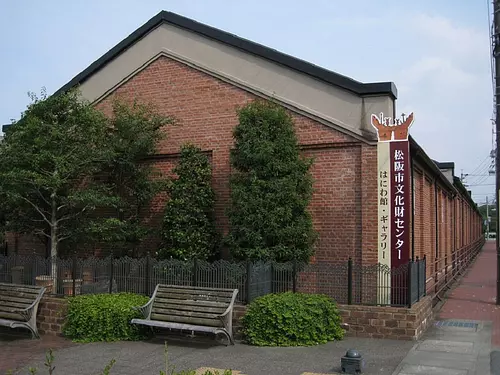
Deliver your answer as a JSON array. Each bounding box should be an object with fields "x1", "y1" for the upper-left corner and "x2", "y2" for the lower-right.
[
  {"x1": 192, "y1": 258, "x2": 198, "y2": 287},
  {"x1": 423, "y1": 255, "x2": 427, "y2": 296},
  {"x1": 347, "y1": 257, "x2": 353, "y2": 305},
  {"x1": 416, "y1": 256, "x2": 420, "y2": 302},
  {"x1": 145, "y1": 252, "x2": 151, "y2": 296},
  {"x1": 444, "y1": 252, "x2": 448, "y2": 287},
  {"x1": 245, "y1": 260, "x2": 252, "y2": 304},
  {"x1": 72, "y1": 251, "x2": 77, "y2": 297},
  {"x1": 108, "y1": 251, "x2": 114, "y2": 294},
  {"x1": 292, "y1": 260, "x2": 297, "y2": 293},
  {"x1": 407, "y1": 259, "x2": 413, "y2": 308},
  {"x1": 270, "y1": 262, "x2": 275, "y2": 294},
  {"x1": 434, "y1": 257, "x2": 438, "y2": 295}
]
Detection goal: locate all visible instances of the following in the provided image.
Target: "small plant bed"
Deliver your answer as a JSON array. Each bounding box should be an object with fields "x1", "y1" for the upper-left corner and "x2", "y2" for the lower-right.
[
  {"x1": 242, "y1": 292, "x2": 344, "y2": 346},
  {"x1": 63, "y1": 293, "x2": 149, "y2": 343}
]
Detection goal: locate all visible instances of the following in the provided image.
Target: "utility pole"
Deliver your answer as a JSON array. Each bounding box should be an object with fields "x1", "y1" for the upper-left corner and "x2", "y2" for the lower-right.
[
  {"x1": 494, "y1": 0, "x2": 500, "y2": 305},
  {"x1": 487, "y1": 196, "x2": 490, "y2": 238},
  {"x1": 460, "y1": 170, "x2": 468, "y2": 183}
]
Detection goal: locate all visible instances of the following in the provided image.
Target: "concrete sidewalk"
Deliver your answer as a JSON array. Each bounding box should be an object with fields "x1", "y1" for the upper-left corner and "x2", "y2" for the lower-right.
[
  {"x1": 392, "y1": 240, "x2": 498, "y2": 375},
  {"x1": 392, "y1": 319, "x2": 491, "y2": 375}
]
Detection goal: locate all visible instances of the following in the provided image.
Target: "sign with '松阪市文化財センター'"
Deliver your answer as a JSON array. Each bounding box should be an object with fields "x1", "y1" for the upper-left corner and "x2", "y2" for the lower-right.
[{"x1": 371, "y1": 112, "x2": 414, "y2": 305}]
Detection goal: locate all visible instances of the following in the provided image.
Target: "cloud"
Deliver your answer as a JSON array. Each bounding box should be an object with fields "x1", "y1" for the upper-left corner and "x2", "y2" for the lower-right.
[
  {"x1": 398, "y1": 56, "x2": 477, "y2": 91},
  {"x1": 392, "y1": 12, "x2": 493, "y2": 201},
  {"x1": 410, "y1": 13, "x2": 489, "y2": 58}
]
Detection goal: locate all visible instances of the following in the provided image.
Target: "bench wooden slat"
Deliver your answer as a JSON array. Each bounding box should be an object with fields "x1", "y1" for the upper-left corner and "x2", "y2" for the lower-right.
[
  {"x1": 0, "y1": 295, "x2": 35, "y2": 305},
  {"x1": 0, "y1": 284, "x2": 41, "y2": 294},
  {"x1": 157, "y1": 286, "x2": 235, "y2": 298},
  {"x1": 155, "y1": 291, "x2": 232, "y2": 303},
  {"x1": 152, "y1": 300, "x2": 226, "y2": 314},
  {"x1": 0, "y1": 305, "x2": 25, "y2": 313},
  {"x1": 158, "y1": 284, "x2": 234, "y2": 293},
  {"x1": 131, "y1": 318, "x2": 218, "y2": 333},
  {"x1": 0, "y1": 299, "x2": 31, "y2": 310},
  {"x1": 150, "y1": 312, "x2": 222, "y2": 327},
  {"x1": 0, "y1": 289, "x2": 42, "y2": 300},
  {"x1": 151, "y1": 307, "x2": 221, "y2": 320},
  {"x1": 0, "y1": 311, "x2": 25, "y2": 321},
  {"x1": 154, "y1": 296, "x2": 230, "y2": 308}
]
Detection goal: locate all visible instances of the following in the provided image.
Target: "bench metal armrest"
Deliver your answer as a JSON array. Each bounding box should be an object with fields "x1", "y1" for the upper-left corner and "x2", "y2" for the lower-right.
[
  {"x1": 133, "y1": 299, "x2": 154, "y2": 318},
  {"x1": 220, "y1": 289, "x2": 239, "y2": 318},
  {"x1": 133, "y1": 285, "x2": 159, "y2": 319},
  {"x1": 12, "y1": 286, "x2": 46, "y2": 321}
]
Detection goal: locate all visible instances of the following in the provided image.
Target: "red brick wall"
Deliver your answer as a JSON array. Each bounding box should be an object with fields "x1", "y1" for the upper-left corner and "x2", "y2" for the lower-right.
[
  {"x1": 4, "y1": 53, "x2": 484, "y2": 276},
  {"x1": 93, "y1": 56, "x2": 375, "y2": 264},
  {"x1": 410, "y1": 160, "x2": 483, "y2": 293}
]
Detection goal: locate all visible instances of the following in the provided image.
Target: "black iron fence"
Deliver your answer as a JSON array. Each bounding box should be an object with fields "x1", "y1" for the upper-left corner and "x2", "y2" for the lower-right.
[
  {"x1": 0, "y1": 254, "x2": 426, "y2": 307},
  {"x1": 430, "y1": 236, "x2": 485, "y2": 306}
]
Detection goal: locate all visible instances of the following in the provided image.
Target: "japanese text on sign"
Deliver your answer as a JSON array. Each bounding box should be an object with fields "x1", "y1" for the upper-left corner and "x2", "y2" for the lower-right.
[
  {"x1": 393, "y1": 149, "x2": 405, "y2": 260},
  {"x1": 379, "y1": 170, "x2": 389, "y2": 259}
]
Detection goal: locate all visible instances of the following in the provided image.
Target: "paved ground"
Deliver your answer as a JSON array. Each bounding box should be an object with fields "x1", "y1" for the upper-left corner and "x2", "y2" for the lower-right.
[
  {"x1": 391, "y1": 240, "x2": 499, "y2": 375},
  {"x1": 0, "y1": 328, "x2": 75, "y2": 374},
  {"x1": 6, "y1": 332, "x2": 413, "y2": 375},
  {"x1": 392, "y1": 319, "x2": 492, "y2": 375},
  {"x1": 439, "y1": 240, "x2": 500, "y2": 346}
]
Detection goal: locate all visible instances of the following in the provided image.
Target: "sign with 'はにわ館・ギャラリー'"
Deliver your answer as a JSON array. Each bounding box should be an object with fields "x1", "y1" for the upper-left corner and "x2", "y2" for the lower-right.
[{"x1": 371, "y1": 112, "x2": 414, "y2": 305}]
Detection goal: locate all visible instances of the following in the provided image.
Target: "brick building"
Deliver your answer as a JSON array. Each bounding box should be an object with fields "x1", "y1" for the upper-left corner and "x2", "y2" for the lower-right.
[{"x1": 3, "y1": 11, "x2": 483, "y2": 288}]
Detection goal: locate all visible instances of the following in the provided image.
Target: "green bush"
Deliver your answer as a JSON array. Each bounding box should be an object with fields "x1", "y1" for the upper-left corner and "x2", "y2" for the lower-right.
[
  {"x1": 63, "y1": 293, "x2": 149, "y2": 343},
  {"x1": 242, "y1": 292, "x2": 344, "y2": 346},
  {"x1": 226, "y1": 100, "x2": 316, "y2": 262},
  {"x1": 159, "y1": 143, "x2": 219, "y2": 261}
]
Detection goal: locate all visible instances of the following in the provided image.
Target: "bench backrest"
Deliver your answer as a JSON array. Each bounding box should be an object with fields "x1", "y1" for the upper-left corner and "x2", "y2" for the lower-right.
[
  {"x1": 0, "y1": 282, "x2": 45, "y2": 322},
  {"x1": 150, "y1": 284, "x2": 238, "y2": 328}
]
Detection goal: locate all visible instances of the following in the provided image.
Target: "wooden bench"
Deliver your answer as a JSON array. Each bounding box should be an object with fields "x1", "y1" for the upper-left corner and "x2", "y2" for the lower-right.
[
  {"x1": 0, "y1": 282, "x2": 46, "y2": 338},
  {"x1": 131, "y1": 284, "x2": 238, "y2": 345}
]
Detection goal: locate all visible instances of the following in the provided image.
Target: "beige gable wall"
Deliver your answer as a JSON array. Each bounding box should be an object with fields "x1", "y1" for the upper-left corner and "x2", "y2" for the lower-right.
[{"x1": 78, "y1": 23, "x2": 394, "y2": 142}]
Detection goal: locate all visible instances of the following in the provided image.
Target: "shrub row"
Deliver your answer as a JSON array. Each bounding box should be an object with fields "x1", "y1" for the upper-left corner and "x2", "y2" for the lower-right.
[{"x1": 62, "y1": 291, "x2": 344, "y2": 347}]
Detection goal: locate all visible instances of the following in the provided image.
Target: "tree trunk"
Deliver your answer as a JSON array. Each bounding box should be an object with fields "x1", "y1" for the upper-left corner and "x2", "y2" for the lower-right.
[{"x1": 50, "y1": 196, "x2": 58, "y2": 292}]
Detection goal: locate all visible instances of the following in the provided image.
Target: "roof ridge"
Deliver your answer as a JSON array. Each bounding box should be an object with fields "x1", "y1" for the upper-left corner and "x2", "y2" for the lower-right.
[{"x1": 55, "y1": 10, "x2": 397, "y2": 99}]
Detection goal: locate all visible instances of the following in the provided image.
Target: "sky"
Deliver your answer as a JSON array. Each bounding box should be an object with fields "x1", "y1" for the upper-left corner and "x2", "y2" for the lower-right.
[{"x1": 0, "y1": 0, "x2": 494, "y2": 205}]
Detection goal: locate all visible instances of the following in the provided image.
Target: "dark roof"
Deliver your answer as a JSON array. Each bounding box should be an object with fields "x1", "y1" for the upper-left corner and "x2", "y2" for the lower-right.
[
  {"x1": 410, "y1": 137, "x2": 479, "y2": 214},
  {"x1": 1, "y1": 124, "x2": 10, "y2": 133},
  {"x1": 453, "y1": 176, "x2": 479, "y2": 212},
  {"x1": 410, "y1": 137, "x2": 456, "y2": 192},
  {"x1": 432, "y1": 160, "x2": 455, "y2": 170},
  {"x1": 54, "y1": 11, "x2": 397, "y2": 99}
]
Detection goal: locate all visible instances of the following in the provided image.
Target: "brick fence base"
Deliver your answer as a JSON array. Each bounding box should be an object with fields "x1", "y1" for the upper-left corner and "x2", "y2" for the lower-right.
[
  {"x1": 233, "y1": 296, "x2": 433, "y2": 341},
  {"x1": 37, "y1": 295, "x2": 433, "y2": 341},
  {"x1": 37, "y1": 297, "x2": 68, "y2": 336},
  {"x1": 338, "y1": 296, "x2": 433, "y2": 340}
]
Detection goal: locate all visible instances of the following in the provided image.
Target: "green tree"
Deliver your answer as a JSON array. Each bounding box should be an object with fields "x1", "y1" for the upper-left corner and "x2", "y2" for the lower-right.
[
  {"x1": 226, "y1": 100, "x2": 316, "y2": 262},
  {"x1": 0, "y1": 89, "x2": 112, "y2": 267},
  {"x1": 159, "y1": 143, "x2": 218, "y2": 260},
  {"x1": 87, "y1": 99, "x2": 173, "y2": 256}
]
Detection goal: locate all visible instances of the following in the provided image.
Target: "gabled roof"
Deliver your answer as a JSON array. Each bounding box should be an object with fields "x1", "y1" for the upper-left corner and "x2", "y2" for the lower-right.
[{"x1": 55, "y1": 11, "x2": 397, "y2": 99}]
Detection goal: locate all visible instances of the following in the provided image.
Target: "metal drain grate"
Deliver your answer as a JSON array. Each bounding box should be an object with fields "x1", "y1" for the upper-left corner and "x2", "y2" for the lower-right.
[{"x1": 435, "y1": 321, "x2": 478, "y2": 329}]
